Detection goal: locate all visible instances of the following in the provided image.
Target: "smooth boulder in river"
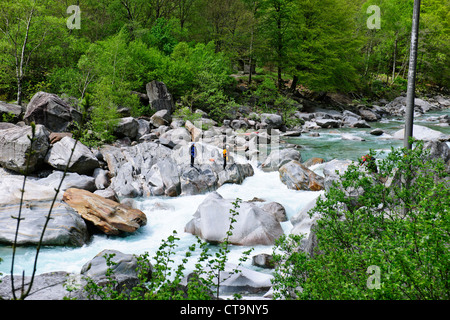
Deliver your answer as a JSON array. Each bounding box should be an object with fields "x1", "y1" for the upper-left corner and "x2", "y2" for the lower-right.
[
  {"x1": 0, "y1": 124, "x2": 50, "y2": 173},
  {"x1": 279, "y1": 160, "x2": 324, "y2": 191},
  {"x1": 0, "y1": 201, "x2": 89, "y2": 247},
  {"x1": 63, "y1": 188, "x2": 147, "y2": 235},
  {"x1": 185, "y1": 192, "x2": 284, "y2": 246}
]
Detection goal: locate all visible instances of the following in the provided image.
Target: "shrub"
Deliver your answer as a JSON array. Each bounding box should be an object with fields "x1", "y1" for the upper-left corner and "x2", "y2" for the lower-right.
[{"x1": 272, "y1": 141, "x2": 450, "y2": 300}]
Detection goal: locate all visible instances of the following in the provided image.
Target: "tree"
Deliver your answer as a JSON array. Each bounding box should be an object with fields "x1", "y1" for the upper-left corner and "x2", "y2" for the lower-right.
[
  {"x1": 272, "y1": 141, "x2": 450, "y2": 300},
  {"x1": 416, "y1": 0, "x2": 450, "y2": 87},
  {"x1": 362, "y1": 0, "x2": 414, "y2": 87},
  {"x1": 174, "y1": 0, "x2": 198, "y2": 29},
  {"x1": 0, "y1": 0, "x2": 61, "y2": 104},
  {"x1": 288, "y1": 0, "x2": 362, "y2": 93},
  {"x1": 257, "y1": 0, "x2": 296, "y2": 89}
]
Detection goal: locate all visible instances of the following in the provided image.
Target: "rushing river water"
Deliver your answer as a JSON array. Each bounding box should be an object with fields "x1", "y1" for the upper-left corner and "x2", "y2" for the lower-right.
[{"x1": 1, "y1": 109, "x2": 449, "y2": 280}]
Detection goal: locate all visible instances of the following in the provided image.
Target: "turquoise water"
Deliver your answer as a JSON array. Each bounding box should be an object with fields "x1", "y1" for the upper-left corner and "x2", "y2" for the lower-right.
[{"x1": 287, "y1": 109, "x2": 450, "y2": 162}]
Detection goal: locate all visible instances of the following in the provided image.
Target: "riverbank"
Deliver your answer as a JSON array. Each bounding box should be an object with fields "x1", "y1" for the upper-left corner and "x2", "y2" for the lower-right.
[{"x1": 0, "y1": 90, "x2": 449, "y2": 299}]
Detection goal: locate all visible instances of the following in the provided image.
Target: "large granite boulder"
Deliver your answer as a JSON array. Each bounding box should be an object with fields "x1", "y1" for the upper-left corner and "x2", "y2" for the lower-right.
[
  {"x1": 0, "y1": 272, "x2": 87, "y2": 300},
  {"x1": 185, "y1": 192, "x2": 284, "y2": 246},
  {"x1": 279, "y1": 160, "x2": 324, "y2": 191},
  {"x1": 23, "y1": 91, "x2": 81, "y2": 132},
  {"x1": 179, "y1": 165, "x2": 218, "y2": 196},
  {"x1": 114, "y1": 117, "x2": 139, "y2": 140},
  {"x1": 81, "y1": 249, "x2": 142, "y2": 278},
  {"x1": 260, "y1": 113, "x2": 283, "y2": 130},
  {"x1": 37, "y1": 171, "x2": 97, "y2": 192},
  {"x1": 0, "y1": 201, "x2": 89, "y2": 247},
  {"x1": 0, "y1": 173, "x2": 60, "y2": 204},
  {"x1": 358, "y1": 108, "x2": 379, "y2": 121},
  {"x1": 0, "y1": 171, "x2": 90, "y2": 247},
  {"x1": 80, "y1": 249, "x2": 149, "y2": 297},
  {"x1": 62, "y1": 188, "x2": 147, "y2": 235},
  {"x1": 322, "y1": 159, "x2": 353, "y2": 191},
  {"x1": 0, "y1": 101, "x2": 23, "y2": 121},
  {"x1": 45, "y1": 136, "x2": 100, "y2": 175},
  {"x1": 383, "y1": 96, "x2": 434, "y2": 116},
  {"x1": 159, "y1": 127, "x2": 191, "y2": 147},
  {"x1": 0, "y1": 124, "x2": 50, "y2": 173},
  {"x1": 0, "y1": 249, "x2": 146, "y2": 300},
  {"x1": 190, "y1": 262, "x2": 273, "y2": 295},
  {"x1": 146, "y1": 81, "x2": 174, "y2": 114},
  {"x1": 392, "y1": 125, "x2": 449, "y2": 141},
  {"x1": 315, "y1": 118, "x2": 340, "y2": 128},
  {"x1": 150, "y1": 109, "x2": 172, "y2": 128},
  {"x1": 261, "y1": 148, "x2": 302, "y2": 172}
]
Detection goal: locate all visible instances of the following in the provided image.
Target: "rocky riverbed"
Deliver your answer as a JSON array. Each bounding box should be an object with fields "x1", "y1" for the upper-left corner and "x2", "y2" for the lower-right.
[{"x1": 0, "y1": 88, "x2": 449, "y2": 299}]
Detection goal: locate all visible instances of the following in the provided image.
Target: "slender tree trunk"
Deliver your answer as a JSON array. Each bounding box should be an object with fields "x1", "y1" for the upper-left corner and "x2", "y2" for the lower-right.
[
  {"x1": 291, "y1": 74, "x2": 298, "y2": 92},
  {"x1": 404, "y1": 0, "x2": 421, "y2": 149},
  {"x1": 276, "y1": 6, "x2": 283, "y2": 89},
  {"x1": 15, "y1": 3, "x2": 35, "y2": 105},
  {"x1": 248, "y1": 29, "x2": 254, "y2": 84},
  {"x1": 364, "y1": 36, "x2": 373, "y2": 78},
  {"x1": 16, "y1": 79, "x2": 22, "y2": 105},
  {"x1": 391, "y1": 32, "x2": 398, "y2": 84}
]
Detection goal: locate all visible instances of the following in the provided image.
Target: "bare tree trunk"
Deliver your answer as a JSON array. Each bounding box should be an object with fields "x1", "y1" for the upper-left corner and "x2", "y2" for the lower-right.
[
  {"x1": 391, "y1": 32, "x2": 398, "y2": 84},
  {"x1": 15, "y1": 3, "x2": 36, "y2": 105},
  {"x1": 290, "y1": 74, "x2": 298, "y2": 92},
  {"x1": 404, "y1": 0, "x2": 421, "y2": 149},
  {"x1": 248, "y1": 28, "x2": 254, "y2": 84}
]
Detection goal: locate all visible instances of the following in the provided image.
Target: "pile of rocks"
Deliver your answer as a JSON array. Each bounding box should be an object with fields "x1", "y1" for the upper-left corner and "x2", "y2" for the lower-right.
[{"x1": 0, "y1": 85, "x2": 256, "y2": 248}]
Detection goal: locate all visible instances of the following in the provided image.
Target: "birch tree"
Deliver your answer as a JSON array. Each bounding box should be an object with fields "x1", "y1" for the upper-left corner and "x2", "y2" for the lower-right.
[{"x1": 0, "y1": 0, "x2": 52, "y2": 105}]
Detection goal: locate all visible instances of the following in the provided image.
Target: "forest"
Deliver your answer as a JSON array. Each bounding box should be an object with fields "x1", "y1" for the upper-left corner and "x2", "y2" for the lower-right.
[{"x1": 0, "y1": 0, "x2": 449, "y2": 126}]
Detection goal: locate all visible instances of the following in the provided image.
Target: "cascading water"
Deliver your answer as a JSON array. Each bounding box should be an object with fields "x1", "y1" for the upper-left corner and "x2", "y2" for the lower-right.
[{"x1": 1, "y1": 109, "x2": 449, "y2": 281}]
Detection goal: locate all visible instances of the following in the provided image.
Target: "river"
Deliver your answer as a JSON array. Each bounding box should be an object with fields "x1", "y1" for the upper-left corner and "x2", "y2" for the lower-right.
[{"x1": 1, "y1": 109, "x2": 449, "y2": 284}]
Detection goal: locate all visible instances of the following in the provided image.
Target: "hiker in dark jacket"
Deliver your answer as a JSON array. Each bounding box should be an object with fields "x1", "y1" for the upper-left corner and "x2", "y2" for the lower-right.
[{"x1": 190, "y1": 143, "x2": 196, "y2": 167}]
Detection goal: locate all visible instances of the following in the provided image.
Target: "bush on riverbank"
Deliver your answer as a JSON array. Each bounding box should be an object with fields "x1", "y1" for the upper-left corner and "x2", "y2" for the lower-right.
[{"x1": 272, "y1": 140, "x2": 450, "y2": 299}]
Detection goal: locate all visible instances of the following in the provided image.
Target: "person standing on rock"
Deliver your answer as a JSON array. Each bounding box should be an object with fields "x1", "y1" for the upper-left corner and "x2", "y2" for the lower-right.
[
  {"x1": 190, "y1": 143, "x2": 196, "y2": 167},
  {"x1": 360, "y1": 154, "x2": 378, "y2": 173},
  {"x1": 223, "y1": 146, "x2": 228, "y2": 170}
]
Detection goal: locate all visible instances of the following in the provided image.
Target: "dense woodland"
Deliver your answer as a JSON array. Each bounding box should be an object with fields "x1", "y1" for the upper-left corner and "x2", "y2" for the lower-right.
[{"x1": 0, "y1": 0, "x2": 449, "y2": 124}]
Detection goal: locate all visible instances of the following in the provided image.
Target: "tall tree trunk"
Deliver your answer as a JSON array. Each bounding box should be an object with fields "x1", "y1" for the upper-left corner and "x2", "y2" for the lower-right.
[
  {"x1": 277, "y1": 66, "x2": 282, "y2": 89},
  {"x1": 404, "y1": 0, "x2": 421, "y2": 149},
  {"x1": 16, "y1": 78, "x2": 22, "y2": 106},
  {"x1": 248, "y1": 29, "x2": 254, "y2": 84},
  {"x1": 391, "y1": 32, "x2": 398, "y2": 84},
  {"x1": 15, "y1": 3, "x2": 35, "y2": 105},
  {"x1": 291, "y1": 74, "x2": 298, "y2": 92}
]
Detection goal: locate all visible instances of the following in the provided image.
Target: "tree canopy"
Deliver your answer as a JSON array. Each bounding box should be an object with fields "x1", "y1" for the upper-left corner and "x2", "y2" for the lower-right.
[{"x1": 0, "y1": 0, "x2": 448, "y2": 117}]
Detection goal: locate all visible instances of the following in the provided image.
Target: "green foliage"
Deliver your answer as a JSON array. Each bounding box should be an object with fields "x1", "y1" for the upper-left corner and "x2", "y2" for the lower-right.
[
  {"x1": 245, "y1": 76, "x2": 300, "y2": 122},
  {"x1": 146, "y1": 18, "x2": 179, "y2": 55},
  {"x1": 1, "y1": 112, "x2": 16, "y2": 123},
  {"x1": 173, "y1": 106, "x2": 201, "y2": 123},
  {"x1": 272, "y1": 141, "x2": 450, "y2": 300},
  {"x1": 1, "y1": 0, "x2": 449, "y2": 103},
  {"x1": 159, "y1": 41, "x2": 237, "y2": 121},
  {"x1": 71, "y1": 94, "x2": 118, "y2": 148}
]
